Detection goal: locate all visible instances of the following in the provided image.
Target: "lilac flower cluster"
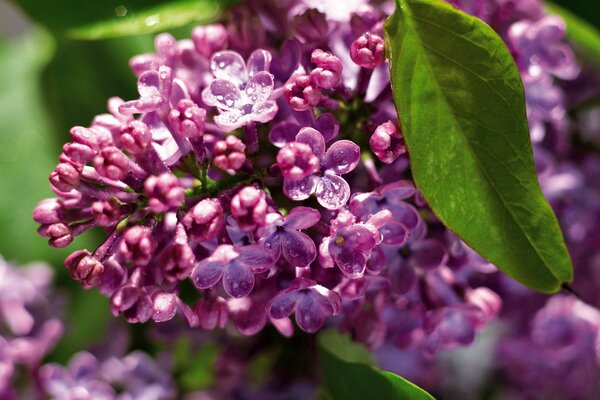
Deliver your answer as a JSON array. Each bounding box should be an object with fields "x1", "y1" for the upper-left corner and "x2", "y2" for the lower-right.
[
  {"x1": 34, "y1": 0, "x2": 505, "y2": 357},
  {"x1": 0, "y1": 256, "x2": 175, "y2": 399}
]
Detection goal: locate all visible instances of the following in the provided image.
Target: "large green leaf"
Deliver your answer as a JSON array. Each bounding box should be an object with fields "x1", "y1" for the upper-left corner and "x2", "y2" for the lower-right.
[
  {"x1": 385, "y1": 0, "x2": 572, "y2": 293},
  {"x1": 545, "y1": 2, "x2": 600, "y2": 68},
  {"x1": 10, "y1": 0, "x2": 227, "y2": 40},
  {"x1": 318, "y1": 331, "x2": 436, "y2": 400}
]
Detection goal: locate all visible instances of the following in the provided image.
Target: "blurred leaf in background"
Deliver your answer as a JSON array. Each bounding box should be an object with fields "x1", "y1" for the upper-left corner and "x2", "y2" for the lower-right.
[
  {"x1": 545, "y1": 1, "x2": 600, "y2": 68},
  {"x1": 10, "y1": 0, "x2": 231, "y2": 40}
]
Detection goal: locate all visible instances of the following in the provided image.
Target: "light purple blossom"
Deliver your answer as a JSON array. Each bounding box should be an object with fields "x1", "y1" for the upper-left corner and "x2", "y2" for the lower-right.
[
  {"x1": 283, "y1": 128, "x2": 360, "y2": 209},
  {"x1": 202, "y1": 49, "x2": 278, "y2": 131},
  {"x1": 258, "y1": 207, "x2": 321, "y2": 268}
]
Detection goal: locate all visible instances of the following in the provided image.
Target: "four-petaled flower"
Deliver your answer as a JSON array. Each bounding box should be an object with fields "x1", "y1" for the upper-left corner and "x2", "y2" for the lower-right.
[
  {"x1": 283, "y1": 128, "x2": 360, "y2": 210},
  {"x1": 268, "y1": 277, "x2": 341, "y2": 333},
  {"x1": 258, "y1": 206, "x2": 321, "y2": 268},
  {"x1": 191, "y1": 244, "x2": 276, "y2": 298},
  {"x1": 202, "y1": 49, "x2": 278, "y2": 131}
]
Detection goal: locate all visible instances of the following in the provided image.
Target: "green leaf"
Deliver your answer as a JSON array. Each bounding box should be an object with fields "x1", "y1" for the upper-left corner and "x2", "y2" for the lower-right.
[
  {"x1": 10, "y1": 0, "x2": 227, "y2": 40},
  {"x1": 318, "y1": 331, "x2": 436, "y2": 400},
  {"x1": 385, "y1": 0, "x2": 572, "y2": 293},
  {"x1": 545, "y1": 1, "x2": 600, "y2": 68}
]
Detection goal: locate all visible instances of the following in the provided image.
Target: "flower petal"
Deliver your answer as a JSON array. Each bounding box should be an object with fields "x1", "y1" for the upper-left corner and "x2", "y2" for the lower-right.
[
  {"x1": 283, "y1": 175, "x2": 318, "y2": 201},
  {"x1": 344, "y1": 225, "x2": 378, "y2": 252},
  {"x1": 314, "y1": 113, "x2": 340, "y2": 142},
  {"x1": 223, "y1": 261, "x2": 255, "y2": 298},
  {"x1": 295, "y1": 127, "x2": 325, "y2": 160},
  {"x1": 315, "y1": 173, "x2": 350, "y2": 210},
  {"x1": 269, "y1": 121, "x2": 301, "y2": 148},
  {"x1": 251, "y1": 100, "x2": 278, "y2": 124},
  {"x1": 379, "y1": 221, "x2": 408, "y2": 246},
  {"x1": 281, "y1": 231, "x2": 317, "y2": 268},
  {"x1": 295, "y1": 293, "x2": 327, "y2": 333},
  {"x1": 247, "y1": 49, "x2": 272, "y2": 77},
  {"x1": 245, "y1": 71, "x2": 274, "y2": 103},
  {"x1": 202, "y1": 79, "x2": 242, "y2": 110},
  {"x1": 284, "y1": 206, "x2": 321, "y2": 230},
  {"x1": 334, "y1": 247, "x2": 366, "y2": 279},
  {"x1": 191, "y1": 259, "x2": 225, "y2": 290},
  {"x1": 210, "y1": 50, "x2": 247, "y2": 87},
  {"x1": 213, "y1": 110, "x2": 246, "y2": 131},
  {"x1": 237, "y1": 244, "x2": 276, "y2": 273},
  {"x1": 268, "y1": 291, "x2": 299, "y2": 320},
  {"x1": 322, "y1": 140, "x2": 360, "y2": 174}
]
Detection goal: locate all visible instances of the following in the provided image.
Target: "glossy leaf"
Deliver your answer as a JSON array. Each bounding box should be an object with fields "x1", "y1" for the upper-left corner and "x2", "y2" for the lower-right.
[
  {"x1": 385, "y1": 0, "x2": 572, "y2": 293},
  {"x1": 318, "y1": 331, "x2": 436, "y2": 400},
  {"x1": 545, "y1": 2, "x2": 600, "y2": 68},
  {"x1": 11, "y1": 0, "x2": 228, "y2": 40}
]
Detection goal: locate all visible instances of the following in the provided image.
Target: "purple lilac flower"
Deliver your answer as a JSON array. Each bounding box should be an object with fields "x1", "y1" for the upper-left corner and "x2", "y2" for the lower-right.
[
  {"x1": 202, "y1": 49, "x2": 278, "y2": 131},
  {"x1": 268, "y1": 277, "x2": 341, "y2": 333},
  {"x1": 191, "y1": 244, "x2": 276, "y2": 298},
  {"x1": 258, "y1": 206, "x2": 321, "y2": 268},
  {"x1": 35, "y1": 0, "x2": 588, "y2": 373},
  {"x1": 282, "y1": 128, "x2": 360, "y2": 209}
]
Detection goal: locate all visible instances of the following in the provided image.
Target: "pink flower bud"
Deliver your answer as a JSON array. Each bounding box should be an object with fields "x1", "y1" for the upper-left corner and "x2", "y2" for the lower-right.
[
  {"x1": 369, "y1": 121, "x2": 407, "y2": 164},
  {"x1": 94, "y1": 147, "x2": 130, "y2": 181},
  {"x1": 230, "y1": 186, "x2": 268, "y2": 231},
  {"x1": 350, "y1": 32, "x2": 385, "y2": 68},
  {"x1": 168, "y1": 99, "x2": 206, "y2": 139},
  {"x1": 144, "y1": 173, "x2": 185, "y2": 213},
  {"x1": 182, "y1": 198, "x2": 224, "y2": 242},
  {"x1": 118, "y1": 226, "x2": 156, "y2": 266},
  {"x1": 284, "y1": 74, "x2": 322, "y2": 111},
  {"x1": 213, "y1": 135, "x2": 247, "y2": 174},
  {"x1": 119, "y1": 121, "x2": 152, "y2": 154},
  {"x1": 192, "y1": 24, "x2": 228, "y2": 57},
  {"x1": 50, "y1": 163, "x2": 81, "y2": 192},
  {"x1": 310, "y1": 49, "x2": 343, "y2": 89},
  {"x1": 276, "y1": 142, "x2": 319, "y2": 181}
]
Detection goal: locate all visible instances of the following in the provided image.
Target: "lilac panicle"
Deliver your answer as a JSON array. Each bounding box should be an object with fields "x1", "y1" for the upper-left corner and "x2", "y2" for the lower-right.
[{"x1": 34, "y1": 0, "x2": 590, "y2": 373}]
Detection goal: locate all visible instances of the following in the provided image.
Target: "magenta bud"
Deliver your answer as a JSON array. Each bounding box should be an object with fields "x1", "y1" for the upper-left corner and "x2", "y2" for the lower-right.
[
  {"x1": 276, "y1": 142, "x2": 319, "y2": 181},
  {"x1": 94, "y1": 147, "x2": 130, "y2": 181},
  {"x1": 62, "y1": 142, "x2": 96, "y2": 165},
  {"x1": 119, "y1": 121, "x2": 151, "y2": 154},
  {"x1": 65, "y1": 250, "x2": 105, "y2": 288},
  {"x1": 92, "y1": 199, "x2": 123, "y2": 227},
  {"x1": 310, "y1": 49, "x2": 343, "y2": 89},
  {"x1": 350, "y1": 32, "x2": 385, "y2": 68},
  {"x1": 213, "y1": 135, "x2": 247, "y2": 174},
  {"x1": 192, "y1": 23, "x2": 228, "y2": 57},
  {"x1": 230, "y1": 186, "x2": 268, "y2": 231},
  {"x1": 168, "y1": 99, "x2": 206, "y2": 139},
  {"x1": 144, "y1": 173, "x2": 185, "y2": 213},
  {"x1": 50, "y1": 163, "x2": 81, "y2": 192},
  {"x1": 182, "y1": 198, "x2": 224, "y2": 242},
  {"x1": 369, "y1": 121, "x2": 407, "y2": 164},
  {"x1": 33, "y1": 199, "x2": 63, "y2": 225},
  {"x1": 118, "y1": 226, "x2": 156, "y2": 266},
  {"x1": 40, "y1": 223, "x2": 73, "y2": 248},
  {"x1": 284, "y1": 74, "x2": 322, "y2": 111}
]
